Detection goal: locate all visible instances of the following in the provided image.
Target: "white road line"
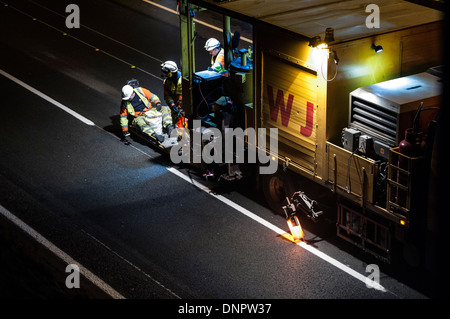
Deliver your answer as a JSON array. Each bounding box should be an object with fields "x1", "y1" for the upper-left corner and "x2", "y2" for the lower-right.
[
  {"x1": 28, "y1": 0, "x2": 164, "y2": 64},
  {"x1": 2, "y1": 3, "x2": 162, "y2": 80},
  {"x1": 1, "y1": 70, "x2": 386, "y2": 293},
  {"x1": 0, "y1": 69, "x2": 95, "y2": 126},
  {"x1": 0, "y1": 71, "x2": 177, "y2": 299},
  {"x1": 143, "y1": 0, "x2": 178, "y2": 15},
  {"x1": 167, "y1": 167, "x2": 387, "y2": 292},
  {"x1": 80, "y1": 229, "x2": 182, "y2": 299},
  {"x1": 0, "y1": 204, "x2": 125, "y2": 299},
  {"x1": 142, "y1": 0, "x2": 253, "y2": 44}
]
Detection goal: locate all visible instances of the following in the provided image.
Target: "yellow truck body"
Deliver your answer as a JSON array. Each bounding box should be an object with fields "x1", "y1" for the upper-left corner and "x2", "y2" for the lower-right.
[{"x1": 179, "y1": 0, "x2": 444, "y2": 262}]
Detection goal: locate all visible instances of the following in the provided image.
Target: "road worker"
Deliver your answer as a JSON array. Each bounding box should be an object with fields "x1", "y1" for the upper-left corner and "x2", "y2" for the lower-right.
[
  {"x1": 204, "y1": 38, "x2": 228, "y2": 77},
  {"x1": 161, "y1": 61, "x2": 187, "y2": 129},
  {"x1": 120, "y1": 84, "x2": 174, "y2": 143},
  {"x1": 161, "y1": 61, "x2": 182, "y2": 110}
]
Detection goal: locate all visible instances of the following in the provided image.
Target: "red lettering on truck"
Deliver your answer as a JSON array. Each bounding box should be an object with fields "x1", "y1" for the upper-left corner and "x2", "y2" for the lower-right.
[
  {"x1": 267, "y1": 85, "x2": 293, "y2": 127},
  {"x1": 300, "y1": 101, "x2": 314, "y2": 137},
  {"x1": 267, "y1": 85, "x2": 314, "y2": 137}
]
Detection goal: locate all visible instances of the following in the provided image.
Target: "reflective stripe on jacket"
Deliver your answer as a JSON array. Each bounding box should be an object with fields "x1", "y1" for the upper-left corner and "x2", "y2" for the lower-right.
[
  {"x1": 120, "y1": 87, "x2": 161, "y2": 132},
  {"x1": 163, "y1": 74, "x2": 182, "y2": 109},
  {"x1": 211, "y1": 48, "x2": 228, "y2": 76}
]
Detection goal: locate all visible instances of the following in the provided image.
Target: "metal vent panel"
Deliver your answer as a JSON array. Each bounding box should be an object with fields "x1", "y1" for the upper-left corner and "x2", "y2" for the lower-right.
[{"x1": 350, "y1": 96, "x2": 398, "y2": 146}]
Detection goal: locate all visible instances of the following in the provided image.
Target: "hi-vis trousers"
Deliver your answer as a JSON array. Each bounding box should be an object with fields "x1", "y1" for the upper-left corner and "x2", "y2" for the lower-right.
[{"x1": 132, "y1": 106, "x2": 173, "y2": 136}]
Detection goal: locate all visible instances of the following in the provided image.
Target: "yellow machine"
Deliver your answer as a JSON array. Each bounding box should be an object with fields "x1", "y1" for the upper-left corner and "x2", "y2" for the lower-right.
[{"x1": 178, "y1": 0, "x2": 444, "y2": 264}]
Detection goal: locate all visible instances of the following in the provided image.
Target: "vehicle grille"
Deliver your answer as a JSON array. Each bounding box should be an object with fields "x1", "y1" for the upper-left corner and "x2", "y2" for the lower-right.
[{"x1": 350, "y1": 97, "x2": 398, "y2": 146}]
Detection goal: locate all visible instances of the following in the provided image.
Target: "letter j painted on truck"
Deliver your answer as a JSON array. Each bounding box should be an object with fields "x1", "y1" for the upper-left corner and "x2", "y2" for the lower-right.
[{"x1": 267, "y1": 84, "x2": 314, "y2": 137}]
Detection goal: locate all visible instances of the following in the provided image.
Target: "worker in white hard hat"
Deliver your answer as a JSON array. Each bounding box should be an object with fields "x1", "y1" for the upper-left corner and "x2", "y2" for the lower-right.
[
  {"x1": 204, "y1": 38, "x2": 228, "y2": 77},
  {"x1": 120, "y1": 82, "x2": 174, "y2": 143},
  {"x1": 161, "y1": 61, "x2": 182, "y2": 112},
  {"x1": 161, "y1": 61, "x2": 187, "y2": 130}
]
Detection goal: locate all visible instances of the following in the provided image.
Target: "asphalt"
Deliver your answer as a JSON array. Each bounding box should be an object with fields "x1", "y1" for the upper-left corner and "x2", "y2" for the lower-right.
[
  {"x1": 0, "y1": 208, "x2": 112, "y2": 299},
  {"x1": 0, "y1": 0, "x2": 185, "y2": 300},
  {"x1": 0, "y1": 0, "x2": 447, "y2": 302}
]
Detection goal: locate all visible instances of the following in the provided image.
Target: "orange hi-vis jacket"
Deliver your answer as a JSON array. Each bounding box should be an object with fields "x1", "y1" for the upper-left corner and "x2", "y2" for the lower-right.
[
  {"x1": 120, "y1": 87, "x2": 161, "y2": 133},
  {"x1": 211, "y1": 48, "x2": 228, "y2": 76}
]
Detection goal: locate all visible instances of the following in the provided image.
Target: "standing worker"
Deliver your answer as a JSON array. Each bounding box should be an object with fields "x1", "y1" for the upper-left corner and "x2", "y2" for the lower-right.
[
  {"x1": 120, "y1": 84, "x2": 174, "y2": 143},
  {"x1": 161, "y1": 61, "x2": 187, "y2": 129},
  {"x1": 204, "y1": 38, "x2": 228, "y2": 77},
  {"x1": 161, "y1": 61, "x2": 182, "y2": 110}
]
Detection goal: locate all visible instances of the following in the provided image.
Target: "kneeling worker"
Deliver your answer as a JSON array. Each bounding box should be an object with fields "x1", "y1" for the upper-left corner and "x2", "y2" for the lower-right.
[{"x1": 120, "y1": 84, "x2": 174, "y2": 143}]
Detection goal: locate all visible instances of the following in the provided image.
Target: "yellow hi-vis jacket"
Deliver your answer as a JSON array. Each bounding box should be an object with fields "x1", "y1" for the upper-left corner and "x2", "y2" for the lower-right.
[
  {"x1": 120, "y1": 87, "x2": 161, "y2": 134},
  {"x1": 163, "y1": 74, "x2": 182, "y2": 110}
]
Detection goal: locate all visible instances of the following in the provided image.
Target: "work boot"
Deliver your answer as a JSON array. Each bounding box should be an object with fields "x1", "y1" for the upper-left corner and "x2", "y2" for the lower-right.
[
  {"x1": 166, "y1": 124, "x2": 174, "y2": 137},
  {"x1": 151, "y1": 133, "x2": 165, "y2": 143}
]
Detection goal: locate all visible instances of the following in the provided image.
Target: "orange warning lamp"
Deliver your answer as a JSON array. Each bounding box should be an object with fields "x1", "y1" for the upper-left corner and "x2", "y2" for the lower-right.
[
  {"x1": 287, "y1": 215, "x2": 305, "y2": 241},
  {"x1": 283, "y1": 197, "x2": 305, "y2": 242}
]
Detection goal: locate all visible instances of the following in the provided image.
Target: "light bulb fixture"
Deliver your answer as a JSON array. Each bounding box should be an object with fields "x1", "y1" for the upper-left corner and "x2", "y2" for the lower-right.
[
  {"x1": 308, "y1": 36, "x2": 322, "y2": 48},
  {"x1": 371, "y1": 43, "x2": 383, "y2": 53},
  {"x1": 309, "y1": 27, "x2": 334, "y2": 49}
]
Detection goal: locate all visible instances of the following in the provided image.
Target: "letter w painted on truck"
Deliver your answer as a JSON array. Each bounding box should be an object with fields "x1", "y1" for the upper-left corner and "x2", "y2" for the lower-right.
[{"x1": 267, "y1": 85, "x2": 314, "y2": 137}]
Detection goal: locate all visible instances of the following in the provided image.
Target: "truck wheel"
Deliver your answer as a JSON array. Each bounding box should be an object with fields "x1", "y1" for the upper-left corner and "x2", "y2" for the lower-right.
[{"x1": 261, "y1": 170, "x2": 294, "y2": 215}]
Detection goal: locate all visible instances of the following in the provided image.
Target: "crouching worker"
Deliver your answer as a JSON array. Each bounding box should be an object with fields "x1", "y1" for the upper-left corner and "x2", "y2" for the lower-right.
[{"x1": 120, "y1": 84, "x2": 174, "y2": 143}]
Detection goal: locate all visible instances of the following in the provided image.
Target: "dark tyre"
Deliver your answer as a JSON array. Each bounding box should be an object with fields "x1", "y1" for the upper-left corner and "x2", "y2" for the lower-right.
[{"x1": 261, "y1": 169, "x2": 294, "y2": 215}]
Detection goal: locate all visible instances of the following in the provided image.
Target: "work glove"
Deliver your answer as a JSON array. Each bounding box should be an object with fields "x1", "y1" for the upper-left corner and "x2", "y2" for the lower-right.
[
  {"x1": 155, "y1": 102, "x2": 162, "y2": 112},
  {"x1": 121, "y1": 130, "x2": 131, "y2": 145}
]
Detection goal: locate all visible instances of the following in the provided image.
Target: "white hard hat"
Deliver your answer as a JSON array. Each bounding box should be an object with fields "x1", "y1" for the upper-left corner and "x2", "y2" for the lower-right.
[
  {"x1": 122, "y1": 85, "x2": 134, "y2": 100},
  {"x1": 161, "y1": 61, "x2": 178, "y2": 74},
  {"x1": 205, "y1": 38, "x2": 220, "y2": 51}
]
